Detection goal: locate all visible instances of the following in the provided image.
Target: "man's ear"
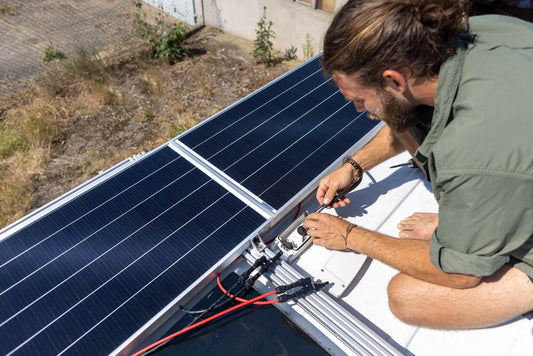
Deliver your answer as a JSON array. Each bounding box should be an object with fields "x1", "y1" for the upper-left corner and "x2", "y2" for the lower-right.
[{"x1": 382, "y1": 68, "x2": 411, "y2": 93}]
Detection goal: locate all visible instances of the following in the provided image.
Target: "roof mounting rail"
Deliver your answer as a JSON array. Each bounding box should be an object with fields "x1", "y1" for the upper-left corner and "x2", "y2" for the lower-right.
[{"x1": 242, "y1": 248, "x2": 406, "y2": 356}]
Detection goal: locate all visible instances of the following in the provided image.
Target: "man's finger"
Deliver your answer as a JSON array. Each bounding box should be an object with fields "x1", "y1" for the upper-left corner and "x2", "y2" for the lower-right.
[
  {"x1": 305, "y1": 212, "x2": 323, "y2": 222},
  {"x1": 323, "y1": 188, "x2": 337, "y2": 206},
  {"x1": 316, "y1": 180, "x2": 332, "y2": 205}
]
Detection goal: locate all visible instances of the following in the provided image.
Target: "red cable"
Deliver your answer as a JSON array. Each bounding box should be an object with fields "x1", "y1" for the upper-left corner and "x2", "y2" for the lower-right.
[
  {"x1": 216, "y1": 274, "x2": 277, "y2": 305},
  {"x1": 292, "y1": 202, "x2": 302, "y2": 221},
  {"x1": 132, "y1": 202, "x2": 302, "y2": 355},
  {"x1": 131, "y1": 290, "x2": 278, "y2": 356}
]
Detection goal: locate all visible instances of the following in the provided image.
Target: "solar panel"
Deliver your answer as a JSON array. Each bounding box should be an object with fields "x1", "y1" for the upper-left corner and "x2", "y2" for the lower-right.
[
  {"x1": 0, "y1": 55, "x2": 380, "y2": 355},
  {"x1": 0, "y1": 146, "x2": 266, "y2": 355}
]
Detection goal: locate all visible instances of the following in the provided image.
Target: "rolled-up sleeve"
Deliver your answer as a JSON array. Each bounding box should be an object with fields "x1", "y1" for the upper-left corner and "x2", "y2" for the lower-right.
[{"x1": 429, "y1": 173, "x2": 533, "y2": 277}]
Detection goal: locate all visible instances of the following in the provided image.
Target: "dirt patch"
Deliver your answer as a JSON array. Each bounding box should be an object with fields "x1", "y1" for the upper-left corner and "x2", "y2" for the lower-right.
[{"x1": 0, "y1": 25, "x2": 295, "y2": 227}]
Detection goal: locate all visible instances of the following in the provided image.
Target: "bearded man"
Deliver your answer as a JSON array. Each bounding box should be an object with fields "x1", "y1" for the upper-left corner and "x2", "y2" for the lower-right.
[{"x1": 303, "y1": 0, "x2": 533, "y2": 329}]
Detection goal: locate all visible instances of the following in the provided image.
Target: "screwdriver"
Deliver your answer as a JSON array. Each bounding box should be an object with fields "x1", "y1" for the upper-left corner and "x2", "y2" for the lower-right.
[
  {"x1": 297, "y1": 173, "x2": 363, "y2": 237},
  {"x1": 390, "y1": 158, "x2": 416, "y2": 169}
]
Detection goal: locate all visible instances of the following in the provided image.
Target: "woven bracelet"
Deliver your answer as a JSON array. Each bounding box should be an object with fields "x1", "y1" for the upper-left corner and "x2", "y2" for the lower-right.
[{"x1": 343, "y1": 223, "x2": 357, "y2": 250}]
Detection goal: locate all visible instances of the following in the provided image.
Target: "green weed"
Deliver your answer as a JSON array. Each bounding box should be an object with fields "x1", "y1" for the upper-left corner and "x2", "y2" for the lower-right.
[
  {"x1": 43, "y1": 44, "x2": 66, "y2": 62},
  {"x1": 302, "y1": 34, "x2": 315, "y2": 61}
]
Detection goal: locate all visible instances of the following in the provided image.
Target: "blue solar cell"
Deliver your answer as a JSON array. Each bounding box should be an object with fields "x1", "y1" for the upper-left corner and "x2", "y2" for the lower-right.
[{"x1": 0, "y1": 147, "x2": 265, "y2": 355}]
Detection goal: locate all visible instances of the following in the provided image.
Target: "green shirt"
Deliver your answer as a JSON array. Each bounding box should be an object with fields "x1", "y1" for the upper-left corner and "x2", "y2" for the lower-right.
[{"x1": 415, "y1": 15, "x2": 533, "y2": 278}]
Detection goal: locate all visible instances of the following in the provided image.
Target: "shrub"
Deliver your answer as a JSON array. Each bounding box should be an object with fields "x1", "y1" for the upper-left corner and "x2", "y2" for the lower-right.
[
  {"x1": 252, "y1": 17, "x2": 275, "y2": 65},
  {"x1": 133, "y1": 1, "x2": 188, "y2": 64},
  {"x1": 302, "y1": 34, "x2": 315, "y2": 61}
]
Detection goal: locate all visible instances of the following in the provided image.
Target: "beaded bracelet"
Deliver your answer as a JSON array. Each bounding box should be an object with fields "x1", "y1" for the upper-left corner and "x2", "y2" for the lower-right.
[{"x1": 342, "y1": 157, "x2": 363, "y2": 177}]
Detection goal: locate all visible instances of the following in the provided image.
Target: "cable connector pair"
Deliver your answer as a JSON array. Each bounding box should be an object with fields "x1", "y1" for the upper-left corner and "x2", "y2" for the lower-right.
[
  {"x1": 276, "y1": 277, "x2": 312, "y2": 293},
  {"x1": 276, "y1": 277, "x2": 329, "y2": 303},
  {"x1": 243, "y1": 251, "x2": 283, "y2": 289},
  {"x1": 239, "y1": 255, "x2": 266, "y2": 283}
]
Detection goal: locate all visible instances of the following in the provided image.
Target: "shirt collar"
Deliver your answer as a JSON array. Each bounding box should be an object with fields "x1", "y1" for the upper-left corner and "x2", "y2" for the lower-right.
[{"x1": 416, "y1": 45, "x2": 466, "y2": 162}]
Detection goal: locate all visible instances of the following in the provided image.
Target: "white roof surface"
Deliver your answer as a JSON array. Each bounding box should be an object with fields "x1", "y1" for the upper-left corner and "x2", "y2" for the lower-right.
[{"x1": 292, "y1": 151, "x2": 533, "y2": 356}]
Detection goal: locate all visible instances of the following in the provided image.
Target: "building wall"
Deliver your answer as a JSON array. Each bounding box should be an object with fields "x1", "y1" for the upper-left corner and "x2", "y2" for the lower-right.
[
  {"x1": 141, "y1": 0, "x2": 348, "y2": 60},
  {"x1": 196, "y1": 0, "x2": 347, "y2": 60}
]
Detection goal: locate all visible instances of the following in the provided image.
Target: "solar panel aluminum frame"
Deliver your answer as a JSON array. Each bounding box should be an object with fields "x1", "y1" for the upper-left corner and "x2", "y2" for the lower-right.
[
  {"x1": 115, "y1": 131, "x2": 384, "y2": 356},
  {"x1": 169, "y1": 140, "x2": 276, "y2": 219}
]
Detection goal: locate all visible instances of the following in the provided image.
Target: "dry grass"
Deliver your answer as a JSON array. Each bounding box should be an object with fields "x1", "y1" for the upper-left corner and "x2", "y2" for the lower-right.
[
  {"x1": 0, "y1": 95, "x2": 64, "y2": 226},
  {"x1": 0, "y1": 27, "x2": 292, "y2": 229},
  {"x1": 0, "y1": 2, "x2": 19, "y2": 17}
]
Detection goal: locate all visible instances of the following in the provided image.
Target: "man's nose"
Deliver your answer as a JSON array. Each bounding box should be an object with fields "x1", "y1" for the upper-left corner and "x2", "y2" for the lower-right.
[{"x1": 353, "y1": 100, "x2": 365, "y2": 112}]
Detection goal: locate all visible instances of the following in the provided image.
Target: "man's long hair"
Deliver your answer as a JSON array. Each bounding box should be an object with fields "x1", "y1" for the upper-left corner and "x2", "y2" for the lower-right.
[{"x1": 323, "y1": 0, "x2": 471, "y2": 87}]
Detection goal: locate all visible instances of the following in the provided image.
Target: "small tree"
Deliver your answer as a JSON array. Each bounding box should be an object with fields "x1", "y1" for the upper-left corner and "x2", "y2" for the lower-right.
[{"x1": 252, "y1": 17, "x2": 275, "y2": 65}]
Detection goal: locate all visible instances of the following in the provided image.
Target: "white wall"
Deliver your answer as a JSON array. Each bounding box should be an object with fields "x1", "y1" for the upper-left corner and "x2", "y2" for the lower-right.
[
  {"x1": 143, "y1": 0, "x2": 349, "y2": 60},
  {"x1": 197, "y1": 0, "x2": 348, "y2": 60}
]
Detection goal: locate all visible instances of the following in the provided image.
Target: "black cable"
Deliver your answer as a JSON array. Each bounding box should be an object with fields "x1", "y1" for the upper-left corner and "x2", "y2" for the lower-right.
[
  {"x1": 184, "y1": 257, "x2": 267, "y2": 326},
  {"x1": 188, "y1": 252, "x2": 282, "y2": 321},
  {"x1": 140, "y1": 254, "x2": 276, "y2": 355},
  {"x1": 179, "y1": 256, "x2": 267, "y2": 316}
]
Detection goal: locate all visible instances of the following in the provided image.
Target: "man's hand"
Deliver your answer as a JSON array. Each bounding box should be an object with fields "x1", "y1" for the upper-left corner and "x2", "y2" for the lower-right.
[
  {"x1": 303, "y1": 212, "x2": 352, "y2": 250},
  {"x1": 316, "y1": 164, "x2": 359, "y2": 208}
]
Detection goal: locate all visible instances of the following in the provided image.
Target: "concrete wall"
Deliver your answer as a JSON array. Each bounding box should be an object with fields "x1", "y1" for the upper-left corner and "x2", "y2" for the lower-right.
[
  {"x1": 196, "y1": 0, "x2": 348, "y2": 60},
  {"x1": 142, "y1": 0, "x2": 348, "y2": 60}
]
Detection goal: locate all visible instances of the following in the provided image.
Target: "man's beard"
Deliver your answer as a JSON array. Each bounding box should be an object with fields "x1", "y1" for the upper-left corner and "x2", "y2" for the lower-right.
[{"x1": 366, "y1": 90, "x2": 420, "y2": 133}]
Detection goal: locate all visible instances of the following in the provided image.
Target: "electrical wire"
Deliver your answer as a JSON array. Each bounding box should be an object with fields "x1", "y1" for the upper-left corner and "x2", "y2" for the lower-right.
[
  {"x1": 131, "y1": 290, "x2": 278, "y2": 356},
  {"x1": 133, "y1": 274, "x2": 327, "y2": 356},
  {"x1": 179, "y1": 256, "x2": 267, "y2": 317},
  {"x1": 179, "y1": 278, "x2": 244, "y2": 316},
  {"x1": 141, "y1": 255, "x2": 274, "y2": 355},
  {"x1": 216, "y1": 273, "x2": 276, "y2": 305}
]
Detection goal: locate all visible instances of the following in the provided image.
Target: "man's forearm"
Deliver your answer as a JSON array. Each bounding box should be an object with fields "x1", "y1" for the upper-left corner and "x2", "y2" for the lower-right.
[
  {"x1": 348, "y1": 226, "x2": 481, "y2": 289},
  {"x1": 351, "y1": 125, "x2": 407, "y2": 171}
]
